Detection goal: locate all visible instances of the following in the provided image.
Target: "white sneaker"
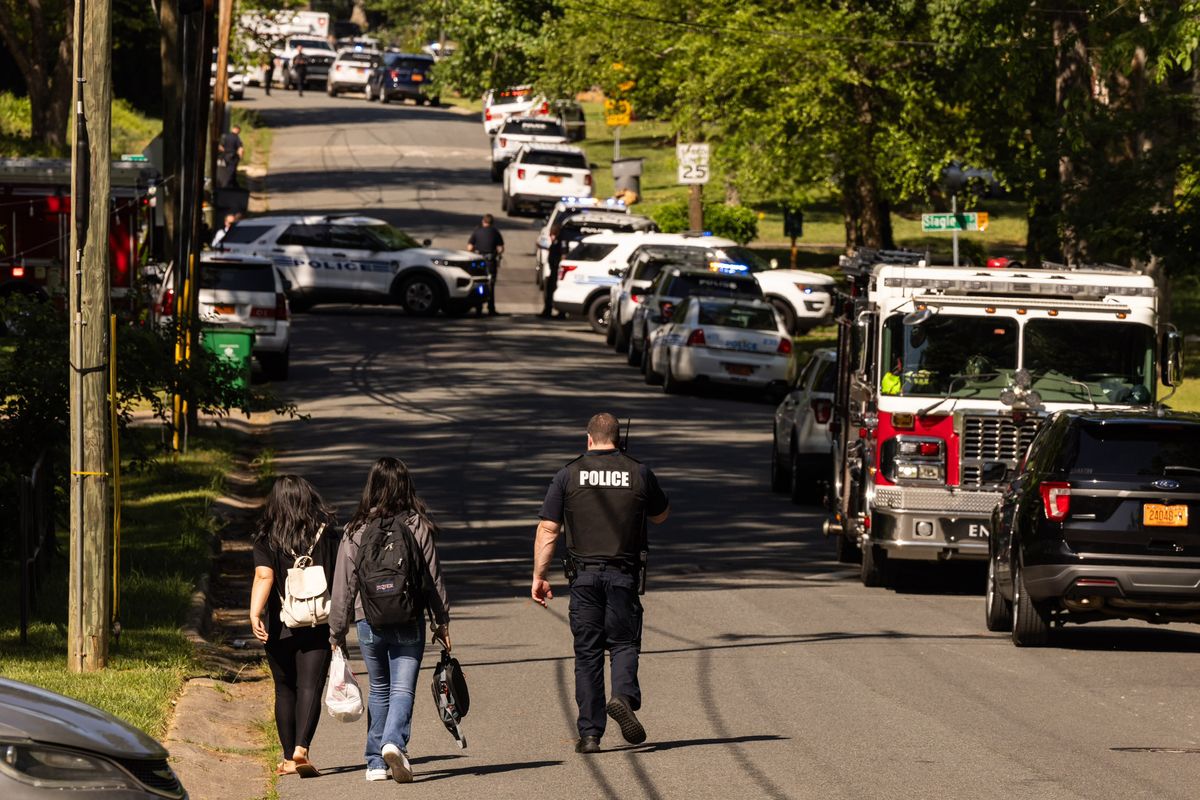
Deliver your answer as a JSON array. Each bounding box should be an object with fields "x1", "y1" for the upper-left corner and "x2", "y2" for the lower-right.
[
  {"x1": 381, "y1": 744, "x2": 412, "y2": 784},
  {"x1": 365, "y1": 768, "x2": 390, "y2": 782}
]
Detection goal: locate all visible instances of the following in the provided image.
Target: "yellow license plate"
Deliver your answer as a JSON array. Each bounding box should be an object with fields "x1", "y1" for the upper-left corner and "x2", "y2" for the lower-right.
[
  {"x1": 411, "y1": 74, "x2": 423, "y2": 82},
  {"x1": 548, "y1": 176, "x2": 563, "y2": 183},
  {"x1": 1144, "y1": 503, "x2": 1188, "y2": 527}
]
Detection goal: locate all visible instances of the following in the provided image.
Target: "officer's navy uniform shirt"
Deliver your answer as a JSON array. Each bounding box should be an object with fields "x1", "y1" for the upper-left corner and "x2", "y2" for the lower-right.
[
  {"x1": 540, "y1": 447, "x2": 668, "y2": 567},
  {"x1": 467, "y1": 225, "x2": 504, "y2": 255}
]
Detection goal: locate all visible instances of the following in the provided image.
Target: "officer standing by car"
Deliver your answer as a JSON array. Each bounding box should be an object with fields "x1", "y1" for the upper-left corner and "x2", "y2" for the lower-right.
[
  {"x1": 532, "y1": 413, "x2": 670, "y2": 754},
  {"x1": 540, "y1": 223, "x2": 563, "y2": 318},
  {"x1": 291, "y1": 47, "x2": 308, "y2": 96},
  {"x1": 466, "y1": 214, "x2": 505, "y2": 316}
]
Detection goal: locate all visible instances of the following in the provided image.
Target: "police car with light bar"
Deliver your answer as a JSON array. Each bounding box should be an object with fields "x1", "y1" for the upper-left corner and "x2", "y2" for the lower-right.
[
  {"x1": 535, "y1": 197, "x2": 631, "y2": 284},
  {"x1": 216, "y1": 215, "x2": 488, "y2": 316}
]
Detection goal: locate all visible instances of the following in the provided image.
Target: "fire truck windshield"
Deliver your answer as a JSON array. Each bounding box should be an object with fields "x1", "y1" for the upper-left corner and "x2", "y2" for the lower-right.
[
  {"x1": 882, "y1": 314, "x2": 1017, "y2": 398},
  {"x1": 1024, "y1": 319, "x2": 1154, "y2": 404}
]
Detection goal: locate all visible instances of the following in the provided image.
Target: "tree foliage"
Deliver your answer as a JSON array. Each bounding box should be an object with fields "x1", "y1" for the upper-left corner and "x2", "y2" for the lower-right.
[{"x1": 0, "y1": 0, "x2": 74, "y2": 152}]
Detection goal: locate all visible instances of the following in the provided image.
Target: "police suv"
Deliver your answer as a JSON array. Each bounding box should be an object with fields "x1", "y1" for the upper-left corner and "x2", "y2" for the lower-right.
[
  {"x1": 217, "y1": 215, "x2": 489, "y2": 315},
  {"x1": 502, "y1": 145, "x2": 593, "y2": 217},
  {"x1": 535, "y1": 197, "x2": 632, "y2": 284},
  {"x1": 490, "y1": 117, "x2": 570, "y2": 182},
  {"x1": 540, "y1": 211, "x2": 658, "y2": 290}
]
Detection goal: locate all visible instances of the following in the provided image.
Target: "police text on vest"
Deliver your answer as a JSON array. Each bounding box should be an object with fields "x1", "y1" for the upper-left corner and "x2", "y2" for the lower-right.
[{"x1": 579, "y1": 470, "x2": 630, "y2": 487}]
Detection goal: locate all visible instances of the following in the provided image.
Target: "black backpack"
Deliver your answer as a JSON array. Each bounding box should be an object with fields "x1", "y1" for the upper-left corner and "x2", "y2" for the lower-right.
[{"x1": 354, "y1": 515, "x2": 427, "y2": 627}]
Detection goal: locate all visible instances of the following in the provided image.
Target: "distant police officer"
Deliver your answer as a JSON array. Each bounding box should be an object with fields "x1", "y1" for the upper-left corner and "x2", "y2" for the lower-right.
[
  {"x1": 466, "y1": 214, "x2": 505, "y2": 316},
  {"x1": 532, "y1": 413, "x2": 670, "y2": 754}
]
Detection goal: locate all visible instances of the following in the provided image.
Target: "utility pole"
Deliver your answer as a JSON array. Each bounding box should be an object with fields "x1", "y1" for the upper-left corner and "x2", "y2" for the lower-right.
[
  {"x1": 688, "y1": 184, "x2": 703, "y2": 231},
  {"x1": 209, "y1": 0, "x2": 235, "y2": 189},
  {"x1": 68, "y1": 0, "x2": 114, "y2": 673}
]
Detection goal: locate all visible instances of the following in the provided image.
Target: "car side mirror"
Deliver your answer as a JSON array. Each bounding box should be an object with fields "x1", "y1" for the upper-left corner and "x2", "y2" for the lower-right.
[
  {"x1": 1161, "y1": 328, "x2": 1183, "y2": 388},
  {"x1": 422, "y1": 238, "x2": 432, "y2": 247}
]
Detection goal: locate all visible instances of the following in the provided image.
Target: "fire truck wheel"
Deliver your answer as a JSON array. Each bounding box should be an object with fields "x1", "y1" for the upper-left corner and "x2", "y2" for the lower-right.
[
  {"x1": 860, "y1": 542, "x2": 890, "y2": 587},
  {"x1": 985, "y1": 551, "x2": 1013, "y2": 631},
  {"x1": 1011, "y1": 558, "x2": 1051, "y2": 646},
  {"x1": 835, "y1": 532, "x2": 861, "y2": 564},
  {"x1": 770, "y1": 436, "x2": 789, "y2": 493}
]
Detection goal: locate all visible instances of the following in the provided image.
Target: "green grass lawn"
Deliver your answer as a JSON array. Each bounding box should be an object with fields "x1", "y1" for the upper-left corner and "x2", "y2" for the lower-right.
[
  {"x1": 0, "y1": 92, "x2": 160, "y2": 158},
  {"x1": 0, "y1": 427, "x2": 240, "y2": 737}
]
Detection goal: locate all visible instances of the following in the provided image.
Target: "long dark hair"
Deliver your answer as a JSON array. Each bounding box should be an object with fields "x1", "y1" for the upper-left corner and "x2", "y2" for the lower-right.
[
  {"x1": 347, "y1": 457, "x2": 438, "y2": 535},
  {"x1": 254, "y1": 474, "x2": 337, "y2": 555}
]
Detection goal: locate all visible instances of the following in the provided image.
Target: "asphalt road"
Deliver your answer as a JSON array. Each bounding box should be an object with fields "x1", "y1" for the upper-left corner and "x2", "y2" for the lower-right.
[{"x1": 245, "y1": 87, "x2": 1200, "y2": 800}]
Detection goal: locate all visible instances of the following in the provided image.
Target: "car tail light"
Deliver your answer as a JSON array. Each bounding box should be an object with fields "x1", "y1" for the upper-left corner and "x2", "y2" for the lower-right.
[
  {"x1": 517, "y1": 168, "x2": 527, "y2": 180},
  {"x1": 686, "y1": 328, "x2": 706, "y2": 346},
  {"x1": 155, "y1": 288, "x2": 175, "y2": 316},
  {"x1": 539, "y1": 101, "x2": 549, "y2": 114},
  {"x1": 584, "y1": 174, "x2": 593, "y2": 187},
  {"x1": 11, "y1": 265, "x2": 25, "y2": 278},
  {"x1": 559, "y1": 264, "x2": 577, "y2": 282},
  {"x1": 811, "y1": 398, "x2": 832, "y2": 424},
  {"x1": 499, "y1": 137, "x2": 507, "y2": 147},
  {"x1": 275, "y1": 292, "x2": 289, "y2": 320},
  {"x1": 484, "y1": 107, "x2": 493, "y2": 120},
  {"x1": 659, "y1": 301, "x2": 674, "y2": 319},
  {"x1": 391, "y1": 70, "x2": 400, "y2": 80},
  {"x1": 1040, "y1": 481, "x2": 1071, "y2": 521},
  {"x1": 630, "y1": 292, "x2": 643, "y2": 304},
  {"x1": 777, "y1": 337, "x2": 792, "y2": 355}
]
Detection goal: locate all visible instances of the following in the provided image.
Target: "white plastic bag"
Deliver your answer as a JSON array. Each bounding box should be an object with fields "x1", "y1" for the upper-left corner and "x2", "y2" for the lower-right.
[{"x1": 324, "y1": 647, "x2": 363, "y2": 722}]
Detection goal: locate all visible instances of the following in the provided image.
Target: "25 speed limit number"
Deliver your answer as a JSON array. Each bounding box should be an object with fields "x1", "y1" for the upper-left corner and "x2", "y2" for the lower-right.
[{"x1": 677, "y1": 143, "x2": 710, "y2": 185}]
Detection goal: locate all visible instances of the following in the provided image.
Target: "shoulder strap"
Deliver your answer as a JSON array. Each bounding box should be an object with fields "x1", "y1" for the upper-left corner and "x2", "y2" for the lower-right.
[{"x1": 288, "y1": 522, "x2": 327, "y2": 560}]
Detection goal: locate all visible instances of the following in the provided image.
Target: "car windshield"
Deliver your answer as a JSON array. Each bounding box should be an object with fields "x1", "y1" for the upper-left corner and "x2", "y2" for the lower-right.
[
  {"x1": 1024, "y1": 320, "x2": 1155, "y2": 405},
  {"x1": 362, "y1": 224, "x2": 419, "y2": 250},
  {"x1": 290, "y1": 39, "x2": 328, "y2": 51},
  {"x1": 665, "y1": 274, "x2": 760, "y2": 299},
  {"x1": 386, "y1": 56, "x2": 431, "y2": 70},
  {"x1": 697, "y1": 302, "x2": 777, "y2": 330},
  {"x1": 881, "y1": 314, "x2": 1018, "y2": 398},
  {"x1": 1064, "y1": 421, "x2": 1200, "y2": 476},
  {"x1": 200, "y1": 264, "x2": 275, "y2": 292},
  {"x1": 522, "y1": 150, "x2": 587, "y2": 169},
  {"x1": 503, "y1": 119, "x2": 565, "y2": 137}
]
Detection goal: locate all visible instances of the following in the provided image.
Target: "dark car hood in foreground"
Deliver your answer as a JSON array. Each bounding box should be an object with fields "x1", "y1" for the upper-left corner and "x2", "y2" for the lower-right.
[{"x1": 0, "y1": 678, "x2": 167, "y2": 760}]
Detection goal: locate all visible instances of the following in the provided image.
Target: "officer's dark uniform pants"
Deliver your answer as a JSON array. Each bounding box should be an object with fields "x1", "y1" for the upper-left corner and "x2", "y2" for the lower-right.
[
  {"x1": 486, "y1": 259, "x2": 500, "y2": 313},
  {"x1": 568, "y1": 570, "x2": 642, "y2": 738}
]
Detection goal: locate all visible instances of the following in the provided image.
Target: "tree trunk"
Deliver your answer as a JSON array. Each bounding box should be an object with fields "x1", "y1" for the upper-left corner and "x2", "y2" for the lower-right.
[
  {"x1": 159, "y1": 0, "x2": 181, "y2": 263},
  {"x1": 1052, "y1": 6, "x2": 1091, "y2": 266},
  {"x1": 0, "y1": 0, "x2": 75, "y2": 152}
]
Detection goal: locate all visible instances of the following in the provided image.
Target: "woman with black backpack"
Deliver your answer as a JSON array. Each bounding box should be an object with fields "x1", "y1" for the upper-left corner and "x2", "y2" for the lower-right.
[
  {"x1": 329, "y1": 457, "x2": 451, "y2": 783},
  {"x1": 250, "y1": 475, "x2": 340, "y2": 778}
]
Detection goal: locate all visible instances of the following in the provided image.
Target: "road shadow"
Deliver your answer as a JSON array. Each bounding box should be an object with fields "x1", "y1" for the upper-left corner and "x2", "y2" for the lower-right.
[
  {"x1": 255, "y1": 101, "x2": 474, "y2": 130},
  {"x1": 625, "y1": 734, "x2": 788, "y2": 753},
  {"x1": 1043, "y1": 624, "x2": 1200, "y2": 653},
  {"x1": 416, "y1": 759, "x2": 564, "y2": 783}
]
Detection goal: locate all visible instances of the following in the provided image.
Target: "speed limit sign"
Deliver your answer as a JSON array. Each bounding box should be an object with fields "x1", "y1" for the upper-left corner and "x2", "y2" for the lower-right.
[{"x1": 677, "y1": 143, "x2": 710, "y2": 185}]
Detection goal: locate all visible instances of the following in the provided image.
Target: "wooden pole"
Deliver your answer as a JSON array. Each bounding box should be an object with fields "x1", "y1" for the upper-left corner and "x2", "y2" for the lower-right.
[
  {"x1": 688, "y1": 183, "x2": 703, "y2": 231},
  {"x1": 68, "y1": 0, "x2": 113, "y2": 672},
  {"x1": 209, "y1": 0, "x2": 234, "y2": 190}
]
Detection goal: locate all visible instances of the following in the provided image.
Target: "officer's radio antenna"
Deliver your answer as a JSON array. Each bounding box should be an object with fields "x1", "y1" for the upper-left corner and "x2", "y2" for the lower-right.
[{"x1": 619, "y1": 418, "x2": 631, "y2": 452}]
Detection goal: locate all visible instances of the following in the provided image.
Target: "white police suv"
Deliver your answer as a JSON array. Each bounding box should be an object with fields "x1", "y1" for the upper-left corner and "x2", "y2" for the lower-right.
[
  {"x1": 217, "y1": 215, "x2": 489, "y2": 316},
  {"x1": 535, "y1": 197, "x2": 632, "y2": 285},
  {"x1": 490, "y1": 117, "x2": 570, "y2": 182},
  {"x1": 502, "y1": 145, "x2": 593, "y2": 216}
]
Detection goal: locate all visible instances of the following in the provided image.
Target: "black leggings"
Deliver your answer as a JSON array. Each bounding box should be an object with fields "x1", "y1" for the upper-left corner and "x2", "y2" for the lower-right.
[{"x1": 264, "y1": 628, "x2": 332, "y2": 757}]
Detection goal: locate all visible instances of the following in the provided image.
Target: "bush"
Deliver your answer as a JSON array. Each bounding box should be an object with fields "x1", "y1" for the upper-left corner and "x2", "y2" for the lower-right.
[{"x1": 645, "y1": 199, "x2": 760, "y2": 244}]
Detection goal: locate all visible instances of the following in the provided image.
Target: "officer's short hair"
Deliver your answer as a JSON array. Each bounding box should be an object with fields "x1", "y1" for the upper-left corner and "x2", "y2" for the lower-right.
[
  {"x1": 587, "y1": 413, "x2": 620, "y2": 445},
  {"x1": 482, "y1": 213, "x2": 494, "y2": 225}
]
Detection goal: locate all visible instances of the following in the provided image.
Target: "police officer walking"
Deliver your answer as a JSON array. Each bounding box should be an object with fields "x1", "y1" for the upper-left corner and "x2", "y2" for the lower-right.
[
  {"x1": 466, "y1": 214, "x2": 505, "y2": 316},
  {"x1": 532, "y1": 413, "x2": 670, "y2": 754}
]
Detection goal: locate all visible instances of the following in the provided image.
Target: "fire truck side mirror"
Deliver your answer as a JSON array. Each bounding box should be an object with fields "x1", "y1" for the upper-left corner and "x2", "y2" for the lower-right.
[{"x1": 1161, "y1": 329, "x2": 1183, "y2": 388}]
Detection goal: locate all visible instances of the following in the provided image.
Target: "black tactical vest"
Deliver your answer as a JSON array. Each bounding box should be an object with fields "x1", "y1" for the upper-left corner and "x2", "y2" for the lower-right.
[{"x1": 563, "y1": 450, "x2": 648, "y2": 562}]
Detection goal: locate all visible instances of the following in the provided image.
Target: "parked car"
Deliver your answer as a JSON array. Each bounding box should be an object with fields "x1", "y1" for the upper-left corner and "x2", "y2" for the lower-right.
[
  {"x1": 209, "y1": 61, "x2": 245, "y2": 100},
  {"x1": 0, "y1": 678, "x2": 187, "y2": 799},
  {"x1": 535, "y1": 197, "x2": 630, "y2": 282},
  {"x1": 987, "y1": 410, "x2": 1200, "y2": 646},
  {"x1": 216, "y1": 215, "x2": 488, "y2": 316},
  {"x1": 327, "y1": 49, "x2": 380, "y2": 96},
  {"x1": 156, "y1": 253, "x2": 292, "y2": 381},
  {"x1": 366, "y1": 52, "x2": 437, "y2": 104},
  {"x1": 610, "y1": 248, "x2": 710, "y2": 353},
  {"x1": 502, "y1": 145, "x2": 593, "y2": 217},
  {"x1": 482, "y1": 86, "x2": 550, "y2": 136},
  {"x1": 771, "y1": 348, "x2": 836, "y2": 508},
  {"x1": 490, "y1": 117, "x2": 570, "y2": 182},
  {"x1": 551, "y1": 99, "x2": 587, "y2": 141},
  {"x1": 644, "y1": 295, "x2": 791, "y2": 396},
  {"x1": 545, "y1": 211, "x2": 658, "y2": 290}
]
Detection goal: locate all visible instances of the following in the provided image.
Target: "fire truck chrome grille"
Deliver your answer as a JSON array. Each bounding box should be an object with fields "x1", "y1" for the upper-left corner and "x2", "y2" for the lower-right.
[
  {"x1": 959, "y1": 414, "x2": 1042, "y2": 488},
  {"x1": 875, "y1": 486, "x2": 1001, "y2": 514}
]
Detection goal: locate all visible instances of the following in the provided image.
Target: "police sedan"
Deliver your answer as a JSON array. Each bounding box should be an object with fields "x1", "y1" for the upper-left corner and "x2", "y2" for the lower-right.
[
  {"x1": 217, "y1": 215, "x2": 489, "y2": 316},
  {"x1": 643, "y1": 295, "x2": 792, "y2": 397}
]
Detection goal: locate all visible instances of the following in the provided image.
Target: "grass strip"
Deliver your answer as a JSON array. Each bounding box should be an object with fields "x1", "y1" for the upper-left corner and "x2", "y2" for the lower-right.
[{"x1": 0, "y1": 426, "x2": 241, "y2": 738}]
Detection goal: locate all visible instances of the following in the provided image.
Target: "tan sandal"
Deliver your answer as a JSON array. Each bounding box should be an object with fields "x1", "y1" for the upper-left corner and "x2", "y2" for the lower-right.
[{"x1": 292, "y1": 755, "x2": 320, "y2": 778}]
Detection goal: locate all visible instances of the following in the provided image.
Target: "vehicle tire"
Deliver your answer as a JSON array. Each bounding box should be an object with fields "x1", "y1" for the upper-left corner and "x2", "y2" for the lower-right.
[
  {"x1": 627, "y1": 332, "x2": 642, "y2": 366},
  {"x1": 398, "y1": 274, "x2": 442, "y2": 317},
  {"x1": 585, "y1": 295, "x2": 610, "y2": 335},
  {"x1": 836, "y1": 532, "x2": 861, "y2": 564},
  {"x1": 614, "y1": 322, "x2": 630, "y2": 354},
  {"x1": 1011, "y1": 558, "x2": 1051, "y2": 646},
  {"x1": 606, "y1": 319, "x2": 617, "y2": 346},
  {"x1": 860, "y1": 542, "x2": 889, "y2": 587},
  {"x1": 288, "y1": 296, "x2": 313, "y2": 313},
  {"x1": 501, "y1": 191, "x2": 509, "y2": 212},
  {"x1": 768, "y1": 296, "x2": 798, "y2": 336},
  {"x1": 380, "y1": 91, "x2": 389, "y2": 104},
  {"x1": 327, "y1": 84, "x2": 337, "y2": 97},
  {"x1": 430, "y1": 96, "x2": 441, "y2": 106},
  {"x1": 260, "y1": 348, "x2": 290, "y2": 382},
  {"x1": 662, "y1": 353, "x2": 685, "y2": 394},
  {"x1": 789, "y1": 447, "x2": 812, "y2": 505},
  {"x1": 985, "y1": 552, "x2": 1014, "y2": 632},
  {"x1": 770, "y1": 435, "x2": 789, "y2": 493},
  {"x1": 364, "y1": 83, "x2": 373, "y2": 101},
  {"x1": 643, "y1": 345, "x2": 662, "y2": 383}
]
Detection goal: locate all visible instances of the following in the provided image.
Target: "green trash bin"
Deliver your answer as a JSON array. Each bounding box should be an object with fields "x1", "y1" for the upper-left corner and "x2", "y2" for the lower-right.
[{"x1": 201, "y1": 326, "x2": 256, "y2": 393}]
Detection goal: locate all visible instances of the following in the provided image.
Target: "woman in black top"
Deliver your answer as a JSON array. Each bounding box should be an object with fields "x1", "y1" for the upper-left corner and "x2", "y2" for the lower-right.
[{"x1": 250, "y1": 475, "x2": 339, "y2": 778}]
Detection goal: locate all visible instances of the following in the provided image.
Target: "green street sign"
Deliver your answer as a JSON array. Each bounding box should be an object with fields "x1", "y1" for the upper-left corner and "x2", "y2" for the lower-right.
[{"x1": 921, "y1": 212, "x2": 989, "y2": 232}]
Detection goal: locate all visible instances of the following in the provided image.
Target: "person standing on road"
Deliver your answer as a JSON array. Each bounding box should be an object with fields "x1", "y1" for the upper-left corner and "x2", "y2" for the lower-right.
[
  {"x1": 532, "y1": 413, "x2": 670, "y2": 754},
  {"x1": 466, "y1": 213, "x2": 504, "y2": 316},
  {"x1": 250, "y1": 475, "x2": 340, "y2": 779},
  {"x1": 329, "y1": 457, "x2": 451, "y2": 784},
  {"x1": 291, "y1": 47, "x2": 308, "y2": 96},
  {"x1": 217, "y1": 125, "x2": 244, "y2": 188},
  {"x1": 263, "y1": 56, "x2": 274, "y2": 95},
  {"x1": 541, "y1": 223, "x2": 563, "y2": 319}
]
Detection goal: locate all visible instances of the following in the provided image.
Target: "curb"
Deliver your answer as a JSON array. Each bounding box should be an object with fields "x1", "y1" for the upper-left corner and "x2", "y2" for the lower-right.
[{"x1": 182, "y1": 575, "x2": 211, "y2": 645}]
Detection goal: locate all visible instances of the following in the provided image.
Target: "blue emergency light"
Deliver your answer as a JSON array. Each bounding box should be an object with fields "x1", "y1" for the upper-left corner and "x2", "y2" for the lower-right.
[{"x1": 709, "y1": 262, "x2": 750, "y2": 275}]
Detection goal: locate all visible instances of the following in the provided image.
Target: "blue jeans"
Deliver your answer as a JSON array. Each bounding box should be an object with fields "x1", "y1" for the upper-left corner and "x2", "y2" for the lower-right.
[{"x1": 356, "y1": 619, "x2": 425, "y2": 770}]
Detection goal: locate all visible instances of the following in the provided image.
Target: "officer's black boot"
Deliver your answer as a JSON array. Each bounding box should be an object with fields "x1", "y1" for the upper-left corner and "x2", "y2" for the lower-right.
[
  {"x1": 606, "y1": 696, "x2": 646, "y2": 745},
  {"x1": 575, "y1": 736, "x2": 601, "y2": 754}
]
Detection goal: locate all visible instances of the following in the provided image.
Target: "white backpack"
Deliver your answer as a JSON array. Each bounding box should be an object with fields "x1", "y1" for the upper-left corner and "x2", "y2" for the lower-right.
[{"x1": 279, "y1": 524, "x2": 331, "y2": 628}]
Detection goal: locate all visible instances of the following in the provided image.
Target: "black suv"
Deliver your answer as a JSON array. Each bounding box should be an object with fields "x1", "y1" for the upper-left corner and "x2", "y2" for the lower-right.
[{"x1": 987, "y1": 410, "x2": 1200, "y2": 646}]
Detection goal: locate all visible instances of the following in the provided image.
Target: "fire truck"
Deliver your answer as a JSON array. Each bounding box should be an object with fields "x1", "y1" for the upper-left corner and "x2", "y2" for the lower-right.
[
  {"x1": 826, "y1": 249, "x2": 1182, "y2": 586},
  {"x1": 0, "y1": 158, "x2": 159, "y2": 307}
]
